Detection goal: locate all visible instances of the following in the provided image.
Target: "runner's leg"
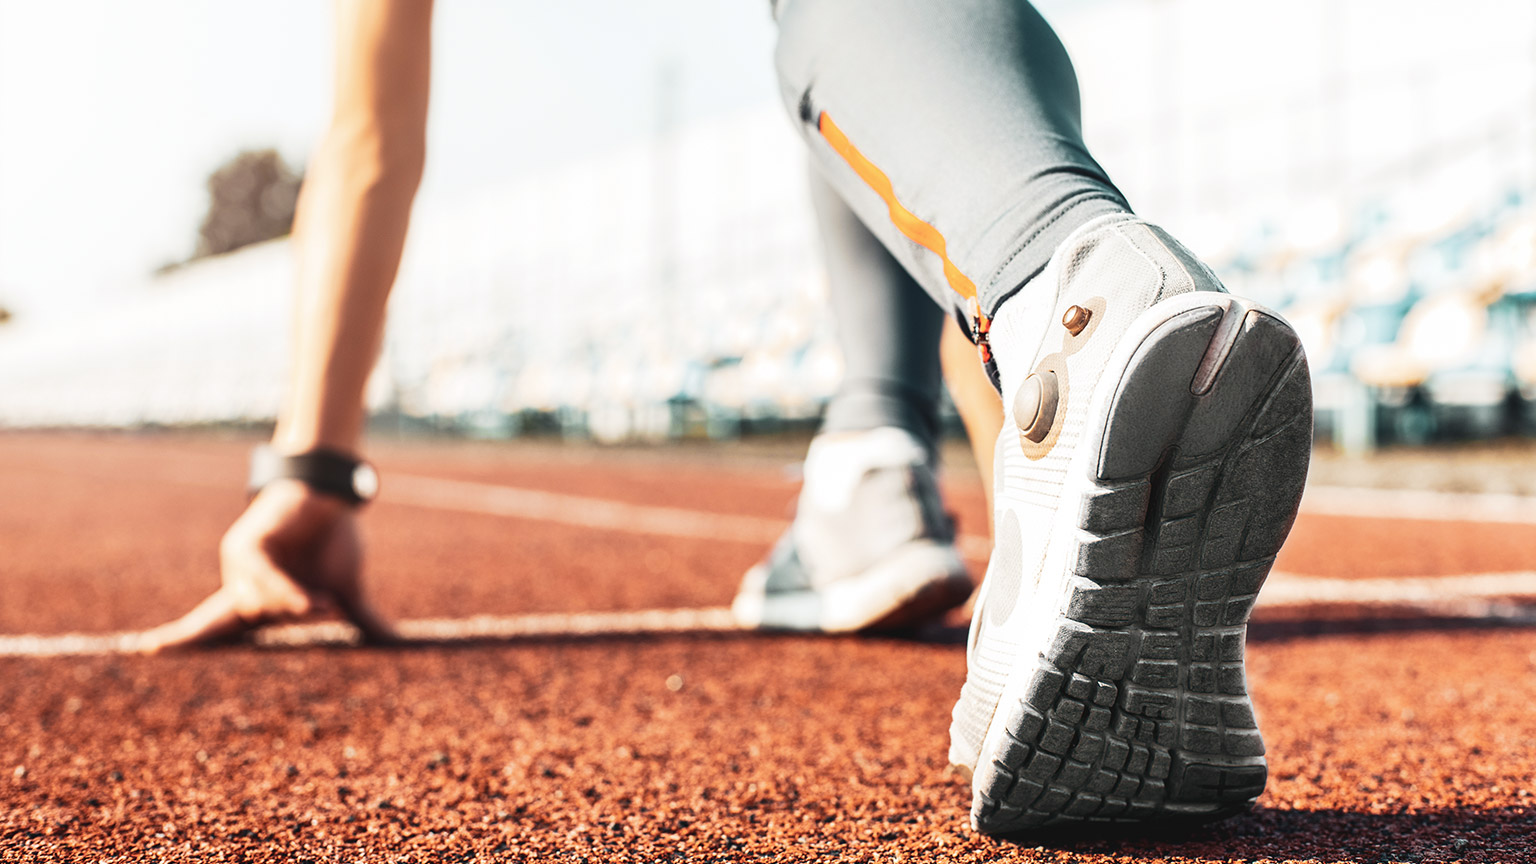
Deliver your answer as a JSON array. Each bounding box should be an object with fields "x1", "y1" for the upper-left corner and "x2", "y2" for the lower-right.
[
  {"x1": 812, "y1": 169, "x2": 945, "y2": 448},
  {"x1": 775, "y1": 0, "x2": 1130, "y2": 325},
  {"x1": 774, "y1": 0, "x2": 1312, "y2": 834},
  {"x1": 729, "y1": 169, "x2": 971, "y2": 633}
]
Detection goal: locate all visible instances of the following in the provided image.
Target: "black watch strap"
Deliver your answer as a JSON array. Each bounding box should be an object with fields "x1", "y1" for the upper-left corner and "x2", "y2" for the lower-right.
[{"x1": 248, "y1": 445, "x2": 379, "y2": 506}]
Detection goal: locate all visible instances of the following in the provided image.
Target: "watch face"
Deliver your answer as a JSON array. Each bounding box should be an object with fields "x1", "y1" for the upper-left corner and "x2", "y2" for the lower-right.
[{"x1": 352, "y1": 463, "x2": 380, "y2": 501}]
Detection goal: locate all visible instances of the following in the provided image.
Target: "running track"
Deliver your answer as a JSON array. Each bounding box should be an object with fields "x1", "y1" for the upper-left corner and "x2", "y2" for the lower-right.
[{"x1": 2, "y1": 433, "x2": 1533, "y2": 862}]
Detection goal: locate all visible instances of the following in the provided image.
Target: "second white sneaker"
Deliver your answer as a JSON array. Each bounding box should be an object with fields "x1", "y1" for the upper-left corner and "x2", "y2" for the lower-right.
[{"x1": 732, "y1": 427, "x2": 974, "y2": 632}]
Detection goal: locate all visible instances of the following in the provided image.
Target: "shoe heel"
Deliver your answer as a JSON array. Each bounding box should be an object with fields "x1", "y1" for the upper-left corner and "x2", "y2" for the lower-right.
[{"x1": 970, "y1": 297, "x2": 1312, "y2": 833}]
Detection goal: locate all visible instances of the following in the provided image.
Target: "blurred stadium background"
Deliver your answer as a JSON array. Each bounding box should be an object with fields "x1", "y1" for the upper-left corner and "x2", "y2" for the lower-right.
[{"x1": 2, "y1": 0, "x2": 1534, "y2": 452}]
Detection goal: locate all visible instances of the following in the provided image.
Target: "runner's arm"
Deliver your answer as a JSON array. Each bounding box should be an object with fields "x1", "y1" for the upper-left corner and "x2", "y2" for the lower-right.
[
  {"x1": 139, "y1": 0, "x2": 433, "y2": 651},
  {"x1": 276, "y1": 0, "x2": 433, "y2": 454}
]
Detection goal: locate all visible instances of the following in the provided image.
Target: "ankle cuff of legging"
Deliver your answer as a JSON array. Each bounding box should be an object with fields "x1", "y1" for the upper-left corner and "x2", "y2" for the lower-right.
[
  {"x1": 979, "y1": 195, "x2": 1132, "y2": 316},
  {"x1": 821, "y1": 387, "x2": 941, "y2": 455}
]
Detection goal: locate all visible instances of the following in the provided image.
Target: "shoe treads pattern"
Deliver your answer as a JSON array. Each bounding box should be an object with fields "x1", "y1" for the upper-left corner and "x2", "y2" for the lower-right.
[{"x1": 974, "y1": 339, "x2": 1311, "y2": 830}]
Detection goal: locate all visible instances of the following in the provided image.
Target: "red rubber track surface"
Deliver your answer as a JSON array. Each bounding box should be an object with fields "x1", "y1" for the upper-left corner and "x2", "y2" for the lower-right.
[{"x1": 2, "y1": 434, "x2": 1534, "y2": 862}]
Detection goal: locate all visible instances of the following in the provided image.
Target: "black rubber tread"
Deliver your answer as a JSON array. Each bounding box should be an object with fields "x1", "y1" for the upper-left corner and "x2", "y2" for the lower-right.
[{"x1": 973, "y1": 305, "x2": 1312, "y2": 832}]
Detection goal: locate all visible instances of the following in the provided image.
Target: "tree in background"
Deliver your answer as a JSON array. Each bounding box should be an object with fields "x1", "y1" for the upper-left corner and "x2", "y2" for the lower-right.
[{"x1": 191, "y1": 148, "x2": 302, "y2": 260}]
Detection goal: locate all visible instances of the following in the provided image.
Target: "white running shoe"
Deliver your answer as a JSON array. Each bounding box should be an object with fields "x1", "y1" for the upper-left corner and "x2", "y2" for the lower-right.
[
  {"x1": 950, "y1": 215, "x2": 1312, "y2": 833},
  {"x1": 732, "y1": 427, "x2": 974, "y2": 632}
]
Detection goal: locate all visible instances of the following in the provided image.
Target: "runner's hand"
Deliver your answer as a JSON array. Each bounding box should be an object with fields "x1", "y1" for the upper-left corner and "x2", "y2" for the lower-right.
[{"x1": 138, "y1": 480, "x2": 397, "y2": 651}]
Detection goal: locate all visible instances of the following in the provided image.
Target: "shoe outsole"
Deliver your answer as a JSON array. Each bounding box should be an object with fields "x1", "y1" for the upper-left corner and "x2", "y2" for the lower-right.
[
  {"x1": 859, "y1": 569, "x2": 976, "y2": 632},
  {"x1": 968, "y1": 293, "x2": 1312, "y2": 833}
]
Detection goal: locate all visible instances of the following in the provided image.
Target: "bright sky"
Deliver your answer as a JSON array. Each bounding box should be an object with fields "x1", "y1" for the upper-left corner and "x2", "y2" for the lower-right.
[
  {"x1": 0, "y1": 0, "x2": 799, "y2": 319},
  {"x1": 2, "y1": 0, "x2": 1529, "y2": 321}
]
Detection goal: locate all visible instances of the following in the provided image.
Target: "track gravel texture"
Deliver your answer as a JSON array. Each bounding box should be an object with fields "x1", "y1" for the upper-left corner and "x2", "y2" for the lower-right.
[{"x1": 3, "y1": 433, "x2": 1534, "y2": 862}]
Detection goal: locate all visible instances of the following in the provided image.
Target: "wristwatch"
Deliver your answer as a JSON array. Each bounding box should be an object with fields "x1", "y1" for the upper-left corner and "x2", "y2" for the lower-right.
[{"x1": 248, "y1": 445, "x2": 380, "y2": 506}]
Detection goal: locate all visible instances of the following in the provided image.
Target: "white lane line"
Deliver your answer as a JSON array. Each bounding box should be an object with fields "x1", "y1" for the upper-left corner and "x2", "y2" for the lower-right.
[
  {"x1": 1299, "y1": 485, "x2": 1536, "y2": 525},
  {"x1": 258, "y1": 607, "x2": 743, "y2": 647},
  {"x1": 411, "y1": 606, "x2": 735, "y2": 634},
  {"x1": 4, "y1": 573, "x2": 1534, "y2": 658},
  {"x1": 1260, "y1": 571, "x2": 1536, "y2": 606},
  {"x1": 387, "y1": 473, "x2": 1007, "y2": 557},
  {"x1": 382, "y1": 474, "x2": 1536, "y2": 561},
  {"x1": 0, "y1": 608, "x2": 742, "y2": 658},
  {"x1": 386, "y1": 474, "x2": 786, "y2": 545},
  {"x1": 409, "y1": 607, "x2": 738, "y2": 639},
  {"x1": 0, "y1": 632, "x2": 148, "y2": 658}
]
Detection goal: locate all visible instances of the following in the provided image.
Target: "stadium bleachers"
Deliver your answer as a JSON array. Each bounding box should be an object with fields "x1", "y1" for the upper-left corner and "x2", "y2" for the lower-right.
[
  {"x1": 2, "y1": 103, "x2": 1534, "y2": 450},
  {"x1": 1222, "y1": 190, "x2": 1536, "y2": 449}
]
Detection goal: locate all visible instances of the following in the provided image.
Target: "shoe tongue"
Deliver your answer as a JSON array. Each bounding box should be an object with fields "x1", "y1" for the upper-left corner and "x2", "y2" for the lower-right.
[{"x1": 800, "y1": 427, "x2": 927, "y2": 513}]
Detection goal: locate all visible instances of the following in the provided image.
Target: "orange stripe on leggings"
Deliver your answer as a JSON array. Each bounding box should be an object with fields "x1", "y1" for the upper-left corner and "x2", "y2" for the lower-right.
[{"x1": 817, "y1": 111, "x2": 978, "y2": 303}]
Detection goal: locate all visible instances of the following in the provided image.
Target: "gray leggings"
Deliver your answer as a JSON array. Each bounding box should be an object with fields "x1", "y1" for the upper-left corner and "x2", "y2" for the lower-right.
[
  {"x1": 783, "y1": 0, "x2": 1131, "y2": 423},
  {"x1": 813, "y1": 169, "x2": 947, "y2": 446}
]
